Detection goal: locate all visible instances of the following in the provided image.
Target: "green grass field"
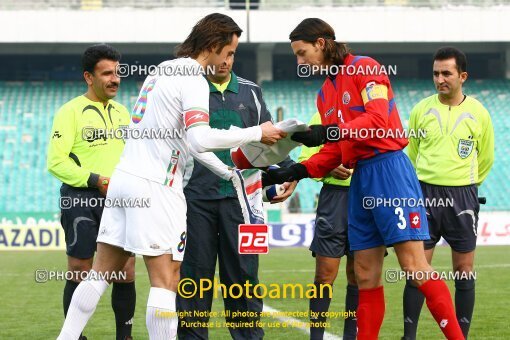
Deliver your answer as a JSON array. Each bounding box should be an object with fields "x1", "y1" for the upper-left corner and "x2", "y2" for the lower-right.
[{"x1": 1, "y1": 246, "x2": 509, "y2": 339}]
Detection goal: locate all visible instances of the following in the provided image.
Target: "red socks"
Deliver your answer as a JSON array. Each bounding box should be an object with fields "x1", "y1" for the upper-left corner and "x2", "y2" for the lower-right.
[
  {"x1": 357, "y1": 280, "x2": 463, "y2": 339},
  {"x1": 419, "y1": 279, "x2": 465, "y2": 340},
  {"x1": 357, "y1": 286, "x2": 385, "y2": 340}
]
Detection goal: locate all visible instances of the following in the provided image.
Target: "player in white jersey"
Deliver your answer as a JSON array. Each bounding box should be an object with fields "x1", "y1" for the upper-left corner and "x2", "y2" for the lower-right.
[{"x1": 57, "y1": 13, "x2": 285, "y2": 340}]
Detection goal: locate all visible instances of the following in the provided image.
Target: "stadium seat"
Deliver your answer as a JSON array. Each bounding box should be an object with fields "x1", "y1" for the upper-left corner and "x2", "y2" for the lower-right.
[{"x1": 0, "y1": 79, "x2": 507, "y2": 213}]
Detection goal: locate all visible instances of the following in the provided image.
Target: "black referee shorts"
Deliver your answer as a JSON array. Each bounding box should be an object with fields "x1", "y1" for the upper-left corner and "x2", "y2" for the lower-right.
[
  {"x1": 310, "y1": 184, "x2": 351, "y2": 258},
  {"x1": 421, "y1": 181, "x2": 480, "y2": 253},
  {"x1": 60, "y1": 184, "x2": 104, "y2": 259}
]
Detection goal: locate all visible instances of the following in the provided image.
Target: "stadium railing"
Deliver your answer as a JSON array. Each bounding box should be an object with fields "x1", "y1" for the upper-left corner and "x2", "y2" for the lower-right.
[{"x1": 1, "y1": 0, "x2": 509, "y2": 10}]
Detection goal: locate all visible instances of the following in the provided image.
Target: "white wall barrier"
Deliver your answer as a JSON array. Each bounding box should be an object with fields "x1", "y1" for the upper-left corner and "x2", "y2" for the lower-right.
[{"x1": 1, "y1": 6, "x2": 510, "y2": 43}]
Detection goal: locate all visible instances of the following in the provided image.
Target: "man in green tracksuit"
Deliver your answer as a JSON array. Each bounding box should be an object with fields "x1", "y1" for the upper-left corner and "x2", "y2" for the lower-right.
[
  {"x1": 177, "y1": 64, "x2": 296, "y2": 339},
  {"x1": 47, "y1": 44, "x2": 136, "y2": 340},
  {"x1": 299, "y1": 112, "x2": 358, "y2": 340},
  {"x1": 402, "y1": 47, "x2": 494, "y2": 340}
]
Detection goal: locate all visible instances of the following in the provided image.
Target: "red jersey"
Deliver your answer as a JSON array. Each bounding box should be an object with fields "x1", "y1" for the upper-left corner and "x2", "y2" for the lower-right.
[{"x1": 302, "y1": 54, "x2": 408, "y2": 178}]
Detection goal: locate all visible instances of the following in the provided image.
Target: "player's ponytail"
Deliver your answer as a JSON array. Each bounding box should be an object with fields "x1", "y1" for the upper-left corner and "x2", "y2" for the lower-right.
[
  {"x1": 175, "y1": 13, "x2": 242, "y2": 58},
  {"x1": 289, "y1": 18, "x2": 350, "y2": 65}
]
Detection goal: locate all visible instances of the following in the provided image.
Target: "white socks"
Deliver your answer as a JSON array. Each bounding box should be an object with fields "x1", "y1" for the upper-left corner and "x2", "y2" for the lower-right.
[
  {"x1": 57, "y1": 279, "x2": 177, "y2": 339},
  {"x1": 146, "y1": 287, "x2": 177, "y2": 340},
  {"x1": 57, "y1": 271, "x2": 109, "y2": 340}
]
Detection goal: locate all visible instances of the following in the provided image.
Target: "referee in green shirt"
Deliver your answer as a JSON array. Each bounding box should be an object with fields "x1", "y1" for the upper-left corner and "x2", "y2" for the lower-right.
[
  {"x1": 47, "y1": 44, "x2": 136, "y2": 340},
  {"x1": 402, "y1": 47, "x2": 494, "y2": 340}
]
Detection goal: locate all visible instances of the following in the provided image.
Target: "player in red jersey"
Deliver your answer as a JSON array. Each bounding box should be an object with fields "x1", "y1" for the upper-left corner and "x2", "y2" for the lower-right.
[{"x1": 265, "y1": 18, "x2": 464, "y2": 340}]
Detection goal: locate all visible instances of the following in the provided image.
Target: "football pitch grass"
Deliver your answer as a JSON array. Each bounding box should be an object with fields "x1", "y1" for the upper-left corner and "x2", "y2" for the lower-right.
[{"x1": 1, "y1": 246, "x2": 509, "y2": 339}]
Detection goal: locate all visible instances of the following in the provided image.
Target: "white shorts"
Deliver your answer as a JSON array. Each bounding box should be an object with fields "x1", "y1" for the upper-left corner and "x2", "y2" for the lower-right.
[{"x1": 97, "y1": 169, "x2": 187, "y2": 260}]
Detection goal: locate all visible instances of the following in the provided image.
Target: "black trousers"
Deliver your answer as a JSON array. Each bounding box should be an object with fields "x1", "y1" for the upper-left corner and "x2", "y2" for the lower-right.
[{"x1": 177, "y1": 198, "x2": 264, "y2": 340}]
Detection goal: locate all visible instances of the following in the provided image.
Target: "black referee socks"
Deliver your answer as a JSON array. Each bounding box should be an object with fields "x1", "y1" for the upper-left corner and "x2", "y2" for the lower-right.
[
  {"x1": 343, "y1": 284, "x2": 358, "y2": 340},
  {"x1": 310, "y1": 282, "x2": 332, "y2": 340},
  {"x1": 403, "y1": 280, "x2": 425, "y2": 339},
  {"x1": 111, "y1": 281, "x2": 136, "y2": 340},
  {"x1": 63, "y1": 279, "x2": 80, "y2": 317},
  {"x1": 455, "y1": 278, "x2": 475, "y2": 339}
]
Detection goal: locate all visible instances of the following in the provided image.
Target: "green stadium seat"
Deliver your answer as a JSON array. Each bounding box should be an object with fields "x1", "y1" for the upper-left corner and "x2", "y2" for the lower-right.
[{"x1": 0, "y1": 79, "x2": 507, "y2": 213}]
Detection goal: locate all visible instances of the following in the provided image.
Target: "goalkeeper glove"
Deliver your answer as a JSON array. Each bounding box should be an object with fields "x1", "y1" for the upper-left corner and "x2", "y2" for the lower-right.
[
  {"x1": 263, "y1": 163, "x2": 309, "y2": 185},
  {"x1": 291, "y1": 124, "x2": 339, "y2": 147}
]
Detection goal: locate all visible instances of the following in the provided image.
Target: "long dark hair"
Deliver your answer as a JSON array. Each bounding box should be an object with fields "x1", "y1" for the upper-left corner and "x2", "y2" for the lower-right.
[
  {"x1": 175, "y1": 13, "x2": 242, "y2": 58},
  {"x1": 289, "y1": 18, "x2": 350, "y2": 65}
]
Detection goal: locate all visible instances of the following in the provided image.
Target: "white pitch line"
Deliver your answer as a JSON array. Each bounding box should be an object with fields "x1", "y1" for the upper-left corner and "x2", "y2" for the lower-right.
[{"x1": 262, "y1": 304, "x2": 343, "y2": 340}]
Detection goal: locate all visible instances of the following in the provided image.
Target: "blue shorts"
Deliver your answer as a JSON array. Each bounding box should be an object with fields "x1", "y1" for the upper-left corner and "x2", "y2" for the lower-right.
[{"x1": 348, "y1": 150, "x2": 430, "y2": 251}]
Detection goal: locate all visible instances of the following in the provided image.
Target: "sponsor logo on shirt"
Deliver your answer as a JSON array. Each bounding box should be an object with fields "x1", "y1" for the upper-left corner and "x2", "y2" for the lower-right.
[
  {"x1": 324, "y1": 107, "x2": 335, "y2": 117},
  {"x1": 409, "y1": 212, "x2": 421, "y2": 228}
]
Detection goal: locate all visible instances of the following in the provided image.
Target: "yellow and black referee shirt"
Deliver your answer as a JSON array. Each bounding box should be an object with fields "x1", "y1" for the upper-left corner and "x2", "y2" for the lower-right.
[
  {"x1": 47, "y1": 95, "x2": 130, "y2": 188},
  {"x1": 407, "y1": 94, "x2": 494, "y2": 186}
]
